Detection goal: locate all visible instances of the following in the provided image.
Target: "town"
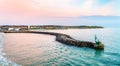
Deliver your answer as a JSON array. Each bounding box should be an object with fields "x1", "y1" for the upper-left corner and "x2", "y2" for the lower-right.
[{"x1": 0, "y1": 25, "x2": 104, "y2": 32}]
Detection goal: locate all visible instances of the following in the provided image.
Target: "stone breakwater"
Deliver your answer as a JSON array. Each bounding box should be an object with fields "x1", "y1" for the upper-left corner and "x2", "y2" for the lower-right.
[{"x1": 4, "y1": 31, "x2": 104, "y2": 50}]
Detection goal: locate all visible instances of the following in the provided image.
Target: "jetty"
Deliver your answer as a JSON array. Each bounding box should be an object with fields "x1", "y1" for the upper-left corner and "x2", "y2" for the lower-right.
[{"x1": 3, "y1": 30, "x2": 104, "y2": 50}]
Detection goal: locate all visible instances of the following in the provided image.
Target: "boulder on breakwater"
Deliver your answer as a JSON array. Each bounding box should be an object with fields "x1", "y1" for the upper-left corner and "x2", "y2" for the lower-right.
[{"x1": 55, "y1": 34, "x2": 104, "y2": 50}]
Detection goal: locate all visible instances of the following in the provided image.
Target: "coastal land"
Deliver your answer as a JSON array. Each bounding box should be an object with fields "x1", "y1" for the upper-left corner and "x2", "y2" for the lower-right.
[
  {"x1": 0, "y1": 25, "x2": 104, "y2": 31},
  {"x1": 0, "y1": 25, "x2": 104, "y2": 50}
]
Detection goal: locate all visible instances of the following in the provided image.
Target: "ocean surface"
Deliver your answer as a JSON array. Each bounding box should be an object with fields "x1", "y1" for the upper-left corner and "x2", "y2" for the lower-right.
[{"x1": 0, "y1": 28, "x2": 120, "y2": 66}]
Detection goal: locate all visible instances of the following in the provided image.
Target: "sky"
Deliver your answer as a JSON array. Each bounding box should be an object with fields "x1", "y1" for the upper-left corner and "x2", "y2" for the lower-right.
[{"x1": 0, "y1": 0, "x2": 120, "y2": 27}]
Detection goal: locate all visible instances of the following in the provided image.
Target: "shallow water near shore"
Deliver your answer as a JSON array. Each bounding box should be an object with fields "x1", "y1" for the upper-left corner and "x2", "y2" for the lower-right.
[{"x1": 1, "y1": 28, "x2": 120, "y2": 66}]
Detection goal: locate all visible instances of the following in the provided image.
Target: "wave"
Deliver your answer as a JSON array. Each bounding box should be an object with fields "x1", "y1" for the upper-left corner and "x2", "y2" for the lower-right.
[{"x1": 0, "y1": 33, "x2": 21, "y2": 66}]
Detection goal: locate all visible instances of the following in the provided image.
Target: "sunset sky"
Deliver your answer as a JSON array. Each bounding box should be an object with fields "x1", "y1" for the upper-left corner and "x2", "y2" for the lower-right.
[{"x1": 0, "y1": 0, "x2": 120, "y2": 27}]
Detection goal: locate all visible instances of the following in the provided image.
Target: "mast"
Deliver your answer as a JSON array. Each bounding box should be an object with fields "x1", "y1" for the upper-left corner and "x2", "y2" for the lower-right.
[{"x1": 95, "y1": 35, "x2": 101, "y2": 45}]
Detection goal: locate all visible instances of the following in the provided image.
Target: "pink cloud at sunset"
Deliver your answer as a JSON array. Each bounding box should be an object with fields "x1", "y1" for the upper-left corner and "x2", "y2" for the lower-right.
[
  {"x1": 0, "y1": 0, "x2": 119, "y2": 26},
  {"x1": 0, "y1": 0, "x2": 117, "y2": 18},
  {"x1": 0, "y1": 0, "x2": 80, "y2": 18}
]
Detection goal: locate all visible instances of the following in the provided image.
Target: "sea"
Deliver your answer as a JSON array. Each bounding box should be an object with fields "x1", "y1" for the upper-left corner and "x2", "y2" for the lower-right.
[{"x1": 0, "y1": 28, "x2": 120, "y2": 66}]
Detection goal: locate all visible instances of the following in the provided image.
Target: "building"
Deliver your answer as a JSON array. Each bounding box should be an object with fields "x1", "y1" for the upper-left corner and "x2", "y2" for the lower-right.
[{"x1": 0, "y1": 25, "x2": 28, "y2": 32}]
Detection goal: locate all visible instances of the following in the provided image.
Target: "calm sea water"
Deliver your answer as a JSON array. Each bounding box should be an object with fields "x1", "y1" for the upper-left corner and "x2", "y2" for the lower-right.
[{"x1": 0, "y1": 28, "x2": 120, "y2": 66}]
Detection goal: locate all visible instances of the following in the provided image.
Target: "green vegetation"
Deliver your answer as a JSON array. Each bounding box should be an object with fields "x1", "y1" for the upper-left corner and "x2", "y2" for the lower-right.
[
  {"x1": 66, "y1": 26, "x2": 104, "y2": 29},
  {"x1": 0, "y1": 25, "x2": 104, "y2": 31},
  {"x1": 29, "y1": 25, "x2": 104, "y2": 30}
]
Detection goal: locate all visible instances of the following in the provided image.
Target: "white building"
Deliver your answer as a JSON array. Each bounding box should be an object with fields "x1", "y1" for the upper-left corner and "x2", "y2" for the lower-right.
[
  {"x1": 8, "y1": 28, "x2": 20, "y2": 31},
  {"x1": 14, "y1": 28, "x2": 20, "y2": 31},
  {"x1": 8, "y1": 28, "x2": 14, "y2": 31}
]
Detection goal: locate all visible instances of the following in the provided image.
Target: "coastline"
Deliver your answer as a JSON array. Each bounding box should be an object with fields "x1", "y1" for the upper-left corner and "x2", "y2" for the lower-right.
[
  {"x1": 1, "y1": 28, "x2": 104, "y2": 65},
  {"x1": 0, "y1": 33, "x2": 21, "y2": 66},
  {"x1": 2, "y1": 28, "x2": 120, "y2": 66},
  {"x1": 3, "y1": 33, "x2": 56, "y2": 66}
]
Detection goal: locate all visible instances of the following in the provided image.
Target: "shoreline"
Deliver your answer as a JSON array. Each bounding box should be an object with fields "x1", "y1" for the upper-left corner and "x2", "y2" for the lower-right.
[{"x1": 0, "y1": 33, "x2": 21, "y2": 66}]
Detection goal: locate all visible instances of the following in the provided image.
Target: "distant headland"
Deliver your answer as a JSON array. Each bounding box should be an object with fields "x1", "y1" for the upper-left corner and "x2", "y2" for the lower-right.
[{"x1": 0, "y1": 25, "x2": 104, "y2": 31}]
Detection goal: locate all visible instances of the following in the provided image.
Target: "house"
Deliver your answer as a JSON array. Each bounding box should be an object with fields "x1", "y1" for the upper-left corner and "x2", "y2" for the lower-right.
[
  {"x1": 0, "y1": 25, "x2": 28, "y2": 32},
  {"x1": 8, "y1": 28, "x2": 20, "y2": 31}
]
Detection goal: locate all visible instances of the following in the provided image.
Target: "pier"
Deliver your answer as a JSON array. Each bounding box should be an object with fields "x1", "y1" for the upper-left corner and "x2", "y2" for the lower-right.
[{"x1": 4, "y1": 31, "x2": 104, "y2": 50}]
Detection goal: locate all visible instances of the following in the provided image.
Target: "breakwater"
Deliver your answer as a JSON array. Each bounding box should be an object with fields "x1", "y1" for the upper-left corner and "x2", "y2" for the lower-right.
[{"x1": 4, "y1": 31, "x2": 104, "y2": 50}]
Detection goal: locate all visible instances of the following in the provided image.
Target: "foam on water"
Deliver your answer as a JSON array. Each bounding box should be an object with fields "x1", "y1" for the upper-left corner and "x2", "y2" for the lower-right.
[{"x1": 0, "y1": 33, "x2": 21, "y2": 66}]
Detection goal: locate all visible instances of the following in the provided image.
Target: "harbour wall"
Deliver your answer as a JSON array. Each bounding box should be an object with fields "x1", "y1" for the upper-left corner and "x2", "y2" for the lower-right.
[{"x1": 4, "y1": 31, "x2": 104, "y2": 50}]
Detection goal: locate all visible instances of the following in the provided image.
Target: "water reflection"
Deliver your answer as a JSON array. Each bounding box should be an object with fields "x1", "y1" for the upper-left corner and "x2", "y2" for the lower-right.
[
  {"x1": 3, "y1": 33, "x2": 56, "y2": 66},
  {"x1": 3, "y1": 28, "x2": 120, "y2": 66},
  {"x1": 94, "y1": 50, "x2": 104, "y2": 57}
]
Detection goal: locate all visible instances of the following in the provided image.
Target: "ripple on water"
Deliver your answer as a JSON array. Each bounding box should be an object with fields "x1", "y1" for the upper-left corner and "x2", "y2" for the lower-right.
[{"x1": 2, "y1": 28, "x2": 120, "y2": 66}]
